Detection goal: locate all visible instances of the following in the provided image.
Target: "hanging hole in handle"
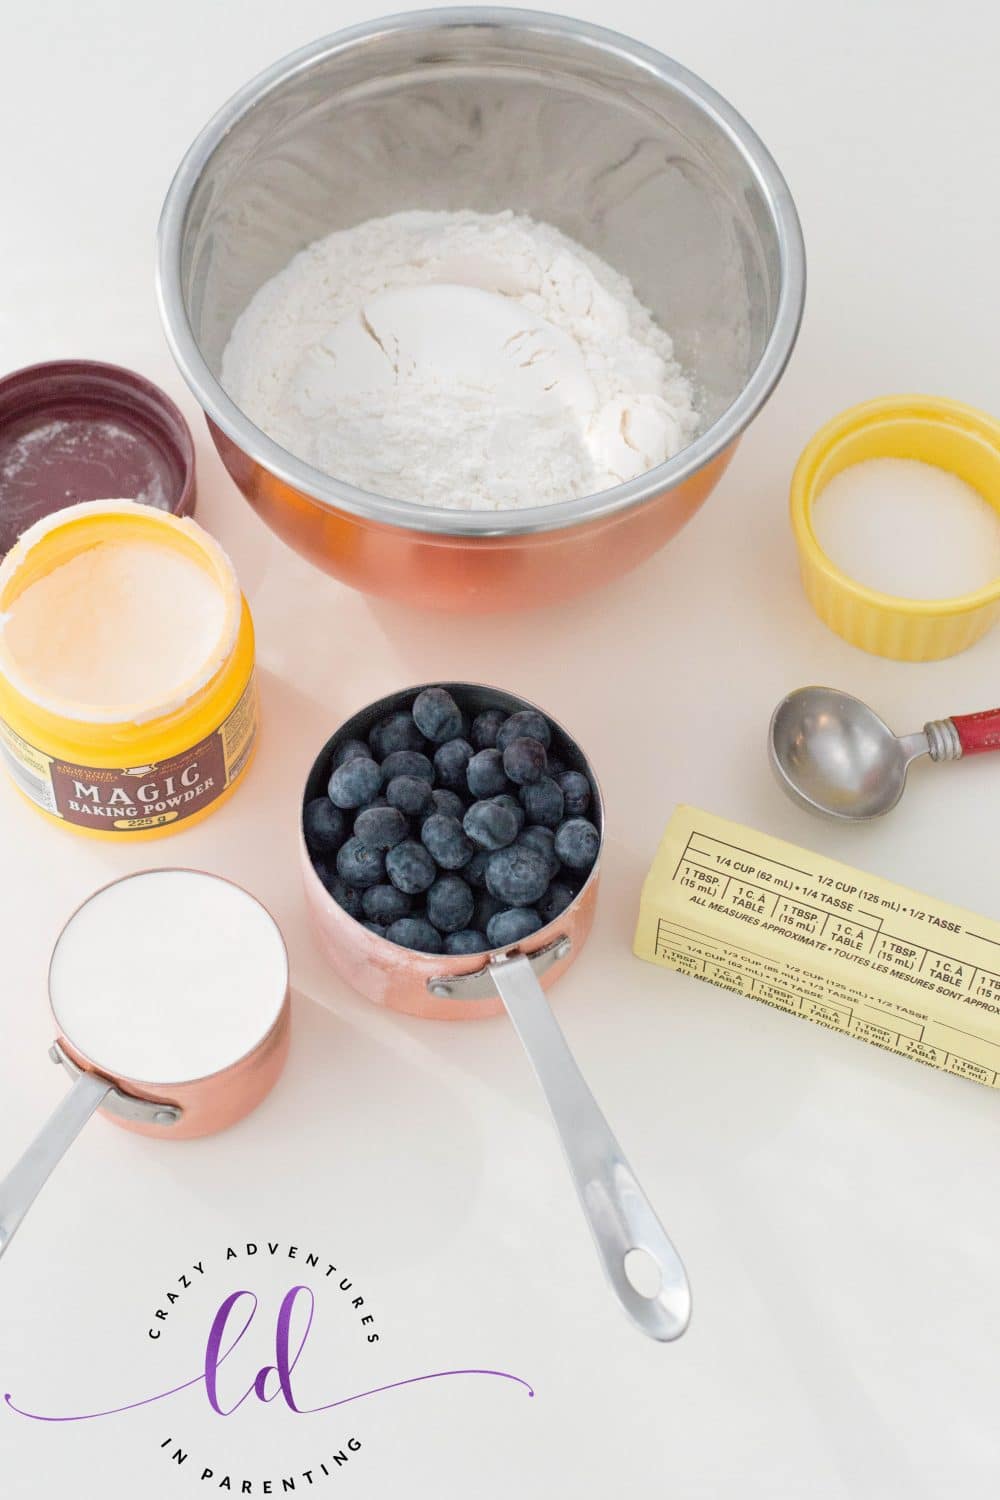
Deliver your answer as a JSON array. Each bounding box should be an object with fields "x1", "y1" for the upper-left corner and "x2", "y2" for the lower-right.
[{"x1": 623, "y1": 1247, "x2": 663, "y2": 1300}]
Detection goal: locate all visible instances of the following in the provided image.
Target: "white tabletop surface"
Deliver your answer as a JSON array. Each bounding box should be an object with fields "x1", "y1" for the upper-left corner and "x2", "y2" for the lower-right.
[{"x1": 3, "y1": 2, "x2": 999, "y2": 1496}]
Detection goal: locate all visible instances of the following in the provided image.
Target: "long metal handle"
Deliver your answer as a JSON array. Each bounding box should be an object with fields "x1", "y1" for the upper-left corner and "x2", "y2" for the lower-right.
[
  {"x1": 0, "y1": 1071, "x2": 111, "y2": 1260},
  {"x1": 490, "y1": 955, "x2": 691, "y2": 1342}
]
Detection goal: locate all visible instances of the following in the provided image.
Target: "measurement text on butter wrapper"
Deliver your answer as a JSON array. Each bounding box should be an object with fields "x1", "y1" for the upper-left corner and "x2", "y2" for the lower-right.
[{"x1": 634, "y1": 807, "x2": 1000, "y2": 1089}]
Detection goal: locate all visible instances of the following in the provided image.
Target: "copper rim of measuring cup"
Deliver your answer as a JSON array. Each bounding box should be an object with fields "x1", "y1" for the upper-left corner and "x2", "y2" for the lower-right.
[
  {"x1": 301, "y1": 683, "x2": 604, "y2": 1021},
  {"x1": 49, "y1": 868, "x2": 291, "y2": 1140}
]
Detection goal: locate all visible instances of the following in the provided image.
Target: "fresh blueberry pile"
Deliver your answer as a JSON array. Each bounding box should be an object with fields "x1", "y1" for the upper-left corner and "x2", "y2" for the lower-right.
[{"x1": 303, "y1": 687, "x2": 599, "y2": 956}]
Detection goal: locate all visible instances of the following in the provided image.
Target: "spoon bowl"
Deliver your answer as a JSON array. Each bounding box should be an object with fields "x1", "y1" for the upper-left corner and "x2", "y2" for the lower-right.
[{"x1": 769, "y1": 686, "x2": 923, "y2": 820}]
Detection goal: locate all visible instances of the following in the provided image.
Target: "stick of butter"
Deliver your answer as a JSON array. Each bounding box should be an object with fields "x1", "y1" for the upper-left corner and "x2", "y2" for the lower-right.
[{"x1": 634, "y1": 806, "x2": 1000, "y2": 1090}]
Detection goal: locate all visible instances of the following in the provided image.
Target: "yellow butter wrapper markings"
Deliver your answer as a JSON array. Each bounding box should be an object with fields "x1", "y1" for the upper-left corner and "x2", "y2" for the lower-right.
[{"x1": 634, "y1": 806, "x2": 1000, "y2": 1089}]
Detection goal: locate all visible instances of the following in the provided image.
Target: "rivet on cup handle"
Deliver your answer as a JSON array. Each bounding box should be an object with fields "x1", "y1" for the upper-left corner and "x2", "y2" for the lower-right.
[{"x1": 490, "y1": 953, "x2": 692, "y2": 1343}]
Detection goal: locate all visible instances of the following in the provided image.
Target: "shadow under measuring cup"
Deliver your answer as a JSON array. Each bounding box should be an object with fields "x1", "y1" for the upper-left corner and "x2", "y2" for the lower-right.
[{"x1": 0, "y1": 869, "x2": 290, "y2": 1260}]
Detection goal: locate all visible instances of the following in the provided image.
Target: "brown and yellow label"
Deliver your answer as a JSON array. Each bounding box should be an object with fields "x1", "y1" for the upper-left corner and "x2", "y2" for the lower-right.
[{"x1": 0, "y1": 673, "x2": 257, "y2": 832}]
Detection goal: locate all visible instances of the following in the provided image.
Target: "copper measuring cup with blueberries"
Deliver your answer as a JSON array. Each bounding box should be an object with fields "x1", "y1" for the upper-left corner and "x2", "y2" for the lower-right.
[{"x1": 301, "y1": 683, "x2": 691, "y2": 1342}]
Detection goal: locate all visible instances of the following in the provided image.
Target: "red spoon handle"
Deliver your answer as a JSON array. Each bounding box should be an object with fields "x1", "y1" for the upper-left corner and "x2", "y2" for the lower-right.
[{"x1": 951, "y1": 710, "x2": 1000, "y2": 756}]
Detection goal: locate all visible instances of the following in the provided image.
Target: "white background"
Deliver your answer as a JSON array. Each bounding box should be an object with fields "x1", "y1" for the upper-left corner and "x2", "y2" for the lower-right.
[{"x1": 2, "y1": 2, "x2": 1000, "y2": 1496}]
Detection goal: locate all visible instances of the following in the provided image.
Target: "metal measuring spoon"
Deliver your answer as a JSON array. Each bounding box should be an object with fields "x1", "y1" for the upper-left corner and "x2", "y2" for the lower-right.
[{"x1": 769, "y1": 686, "x2": 1000, "y2": 820}]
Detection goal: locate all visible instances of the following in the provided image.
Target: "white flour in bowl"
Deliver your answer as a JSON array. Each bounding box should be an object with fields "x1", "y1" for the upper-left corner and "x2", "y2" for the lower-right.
[{"x1": 221, "y1": 210, "x2": 698, "y2": 511}]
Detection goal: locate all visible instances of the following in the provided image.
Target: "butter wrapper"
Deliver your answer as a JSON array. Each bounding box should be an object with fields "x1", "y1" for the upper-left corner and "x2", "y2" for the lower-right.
[{"x1": 634, "y1": 806, "x2": 1000, "y2": 1089}]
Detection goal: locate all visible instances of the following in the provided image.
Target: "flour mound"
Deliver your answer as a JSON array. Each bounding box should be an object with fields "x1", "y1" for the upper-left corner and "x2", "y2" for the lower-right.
[{"x1": 222, "y1": 210, "x2": 698, "y2": 512}]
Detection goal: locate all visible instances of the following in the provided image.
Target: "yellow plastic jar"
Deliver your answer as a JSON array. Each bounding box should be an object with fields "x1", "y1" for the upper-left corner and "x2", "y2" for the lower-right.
[{"x1": 0, "y1": 500, "x2": 257, "y2": 837}]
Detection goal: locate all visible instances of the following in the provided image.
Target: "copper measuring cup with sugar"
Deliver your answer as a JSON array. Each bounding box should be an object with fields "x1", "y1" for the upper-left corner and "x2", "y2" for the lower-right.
[
  {"x1": 0, "y1": 869, "x2": 290, "y2": 1261},
  {"x1": 302, "y1": 684, "x2": 691, "y2": 1342}
]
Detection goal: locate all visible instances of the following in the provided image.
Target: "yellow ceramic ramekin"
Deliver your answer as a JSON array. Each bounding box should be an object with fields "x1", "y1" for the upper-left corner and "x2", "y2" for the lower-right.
[
  {"x1": 790, "y1": 395, "x2": 1000, "y2": 661},
  {"x1": 0, "y1": 501, "x2": 257, "y2": 837}
]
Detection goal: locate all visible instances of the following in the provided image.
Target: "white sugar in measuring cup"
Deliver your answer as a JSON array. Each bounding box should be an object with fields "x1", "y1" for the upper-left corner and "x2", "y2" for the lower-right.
[{"x1": 0, "y1": 869, "x2": 290, "y2": 1260}]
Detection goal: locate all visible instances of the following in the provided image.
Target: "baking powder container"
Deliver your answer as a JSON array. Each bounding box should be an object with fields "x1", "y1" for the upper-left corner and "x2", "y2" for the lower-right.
[
  {"x1": 0, "y1": 359, "x2": 196, "y2": 557},
  {"x1": 0, "y1": 500, "x2": 257, "y2": 836},
  {"x1": 790, "y1": 396, "x2": 1000, "y2": 661}
]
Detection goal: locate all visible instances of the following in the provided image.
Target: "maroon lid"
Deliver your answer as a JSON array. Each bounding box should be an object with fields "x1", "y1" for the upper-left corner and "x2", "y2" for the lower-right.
[{"x1": 0, "y1": 359, "x2": 196, "y2": 557}]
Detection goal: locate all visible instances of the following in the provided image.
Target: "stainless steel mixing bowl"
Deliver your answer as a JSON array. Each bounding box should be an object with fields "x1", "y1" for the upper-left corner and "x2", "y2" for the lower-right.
[{"x1": 157, "y1": 8, "x2": 805, "y2": 611}]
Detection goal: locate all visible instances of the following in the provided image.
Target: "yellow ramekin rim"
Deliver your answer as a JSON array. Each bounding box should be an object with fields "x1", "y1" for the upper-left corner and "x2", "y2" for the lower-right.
[{"x1": 790, "y1": 393, "x2": 1000, "y2": 620}]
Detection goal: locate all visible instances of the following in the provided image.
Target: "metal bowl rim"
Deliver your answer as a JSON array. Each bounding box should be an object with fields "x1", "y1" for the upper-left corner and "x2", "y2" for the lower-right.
[{"x1": 156, "y1": 6, "x2": 806, "y2": 539}]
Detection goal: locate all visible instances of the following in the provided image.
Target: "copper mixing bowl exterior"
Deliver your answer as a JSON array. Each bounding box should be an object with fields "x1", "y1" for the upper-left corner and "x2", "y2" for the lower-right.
[{"x1": 158, "y1": 9, "x2": 805, "y2": 612}]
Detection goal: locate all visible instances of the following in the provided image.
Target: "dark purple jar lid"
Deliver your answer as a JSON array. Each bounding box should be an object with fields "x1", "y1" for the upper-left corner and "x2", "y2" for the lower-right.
[{"x1": 0, "y1": 360, "x2": 196, "y2": 557}]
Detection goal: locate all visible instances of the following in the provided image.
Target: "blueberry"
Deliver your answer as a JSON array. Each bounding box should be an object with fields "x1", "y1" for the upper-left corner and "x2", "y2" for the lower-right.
[
  {"x1": 474, "y1": 890, "x2": 504, "y2": 931},
  {"x1": 434, "y1": 737, "x2": 473, "y2": 791},
  {"x1": 323, "y1": 873, "x2": 363, "y2": 920},
  {"x1": 386, "y1": 917, "x2": 444, "y2": 954},
  {"x1": 332, "y1": 737, "x2": 374, "y2": 769},
  {"x1": 538, "y1": 880, "x2": 575, "y2": 924},
  {"x1": 487, "y1": 907, "x2": 543, "y2": 948},
  {"x1": 412, "y1": 687, "x2": 463, "y2": 744},
  {"x1": 517, "y1": 825, "x2": 559, "y2": 880},
  {"x1": 386, "y1": 775, "x2": 433, "y2": 818},
  {"x1": 385, "y1": 839, "x2": 437, "y2": 895},
  {"x1": 465, "y1": 848, "x2": 491, "y2": 889},
  {"x1": 491, "y1": 793, "x2": 526, "y2": 832},
  {"x1": 421, "y1": 813, "x2": 474, "y2": 870},
  {"x1": 303, "y1": 798, "x2": 347, "y2": 856},
  {"x1": 336, "y1": 836, "x2": 385, "y2": 888},
  {"x1": 555, "y1": 818, "x2": 600, "y2": 871},
  {"x1": 502, "y1": 737, "x2": 547, "y2": 786},
  {"x1": 467, "y1": 748, "x2": 509, "y2": 798},
  {"x1": 381, "y1": 749, "x2": 434, "y2": 785},
  {"x1": 328, "y1": 756, "x2": 383, "y2": 809},
  {"x1": 464, "y1": 799, "x2": 519, "y2": 851},
  {"x1": 485, "y1": 844, "x2": 550, "y2": 906},
  {"x1": 362, "y1": 883, "x2": 412, "y2": 924},
  {"x1": 471, "y1": 709, "x2": 506, "y2": 751},
  {"x1": 425, "y1": 787, "x2": 465, "y2": 822},
  {"x1": 558, "y1": 771, "x2": 592, "y2": 817},
  {"x1": 444, "y1": 929, "x2": 489, "y2": 956},
  {"x1": 519, "y1": 776, "x2": 564, "y2": 829},
  {"x1": 355, "y1": 804, "x2": 408, "y2": 851},
  {"x1": 546, "y1": 755, "x2": 568, "y2": 781},
  {"x1": 370, "y1": 712, "x2": 426, "y2": 759},
  {"x1": 426, "y1": 875, "x2": 475, "y2": 934},
  {"x1": 496, "y1": 710, "x2": 551, "y2": 753},
  {"x1": 363, "y1": 921, "x2": 387, "y2": 938}
]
